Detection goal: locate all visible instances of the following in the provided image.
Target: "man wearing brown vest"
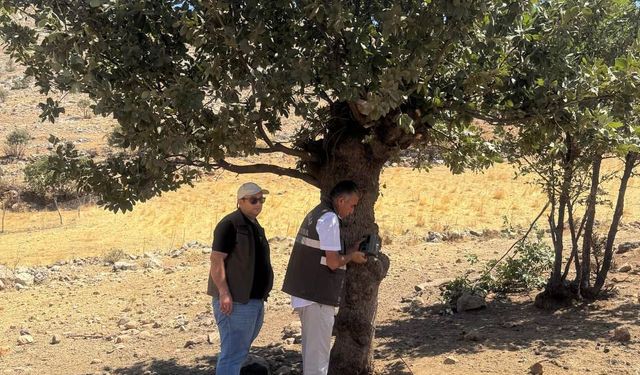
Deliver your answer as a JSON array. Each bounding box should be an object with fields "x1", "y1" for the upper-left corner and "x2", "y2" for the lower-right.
[
  {"x1": 207, "y1": 182, "x2": 274, "y2": 375},
  {"x1": 282, "y1": 180, "x2": 367, "y2": 375}
]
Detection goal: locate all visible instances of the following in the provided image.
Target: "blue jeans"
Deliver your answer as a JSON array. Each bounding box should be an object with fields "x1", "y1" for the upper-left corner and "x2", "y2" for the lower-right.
[{"x1": 212, "y1": 298, "x2": 265, "y2": 375}]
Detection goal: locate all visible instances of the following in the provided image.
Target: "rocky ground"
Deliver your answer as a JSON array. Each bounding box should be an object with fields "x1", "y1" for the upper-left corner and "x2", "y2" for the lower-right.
[{"x1": 1, "y1": 227, "x2": 640, "y2": 375}]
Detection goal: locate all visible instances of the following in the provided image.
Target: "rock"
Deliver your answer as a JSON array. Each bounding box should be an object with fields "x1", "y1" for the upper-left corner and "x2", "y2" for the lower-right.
[
  {"x1": 282, "y1": 321, "x2": 302, "y2": 344},
  {"x1": 469, "y1": 230, "x2": 483, "y2": 237},
  {"x1": 207, "y1": 333, "x2": 216, "y2": 344},
  {"x1": 113, "y1": 262, "x2": 137, "y2": 272},
  {"x1": 444, "y1": 231, "x2": 465, "y2": 241},
  {"x1": 425, "y1": 232, "x2": 443, "y2": 243},
  {"x1": 617, "y1": 241, "x2": 640, "y2": 254},
  {"x1": 124, "y1": 321, "x2": 139, "y2": 330},
  {"x1": 443, "y1": 356, "x2": 457, "y2": 364},
  {"x1": 115, "y1": 335, "x2": 129, "y2": 344},
  {"x1": 612, "y1": 327, "x2": 631, "y2": 342},
  {"x1": 456, "y1": 293, "x2": 486, "y2": 312},
  {"x1": 0, "y1": 265, "x2": 14, "y2": 284},
  {"x1": 184, "y1": 337, "x2": 203, "y2": 348},
  {"x1": 529, "y1": 362, "x2": 544, "y2": 374},
  {"x1": 143, "y1": 257, "x2": 162, "y2": 269},
  {"x1": 284, "y1": 337, "x2": 295, "y2": 345},
  {"x1": 414, "y1": 283, "x2": 428, "y2": 292},
  {"x1": 14, "y1": 273, "x2": 34, "y2": 286},
  {"x1": 464, "y1": 329, "x2": 485, "y2": 341},
  {"x1": 0, "y1": 279, "x2": 5, "y2": 291},
  {"x1": 17, "y1": 335, "x2": 34, "y2": 345},
  {"x1": 241, "y1": 354, "x2": 270, "y2": 374},
  {"x1": 410, "y1": 297, "x2": 425, "y2": 310},
  {"x1": 50, "y1": 335, "x2": 61, "y2": 344},
  {"x1": 274, "y1": 366, "x2": 292, "y2": 375},
  {"x1": 617, "y1": 264, "x2": 632, "y2": 273},
  {"x1": 117, "y1": 317, "x2": 130, "y2": 326},
  {"x1": 90, "y1": 358, "x2": 103, "y2": 364}
]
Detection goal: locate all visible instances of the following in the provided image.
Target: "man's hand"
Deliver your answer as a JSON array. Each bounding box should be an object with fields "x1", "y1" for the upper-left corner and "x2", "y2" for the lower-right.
[
  {"x1": 219, "y1": 292, "x2": 233, "y2": 315},
  {"x1": 350, "y1": 251, "x2": 367, "y2": 264}
]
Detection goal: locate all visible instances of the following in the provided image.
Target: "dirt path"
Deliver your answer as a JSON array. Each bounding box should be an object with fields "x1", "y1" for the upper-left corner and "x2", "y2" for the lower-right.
[{"x1": 1, "y1": 231, "x2": 639, "y2": 375}]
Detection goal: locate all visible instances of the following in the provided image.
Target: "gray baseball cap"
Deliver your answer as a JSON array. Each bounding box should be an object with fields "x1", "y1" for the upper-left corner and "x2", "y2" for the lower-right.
[{"x1": 237, "y1": 182, "x2": 269, "y2": 200}]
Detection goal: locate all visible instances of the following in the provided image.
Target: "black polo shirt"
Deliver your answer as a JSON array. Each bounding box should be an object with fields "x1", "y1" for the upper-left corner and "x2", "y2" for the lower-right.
[{"x1": 212, "y1": 212, "x2": 270, "y2": 300}]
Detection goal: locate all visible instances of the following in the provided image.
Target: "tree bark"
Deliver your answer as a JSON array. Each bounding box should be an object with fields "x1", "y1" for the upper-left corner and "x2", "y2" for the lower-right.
[
  {"x1": 579, "y1": 155, "x2": 601, "y2": 290},
  {"x1": 588, "y1": 152, "x2": 637, "y2": 296}
]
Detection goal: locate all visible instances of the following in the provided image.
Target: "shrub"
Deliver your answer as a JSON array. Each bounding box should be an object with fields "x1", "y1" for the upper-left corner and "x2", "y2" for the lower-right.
[
  {"x1": 5, "y1": 60, "x2": 15, "y2": 72},
  {"x1": 102, "y1": 248, "x2": 126, "y2": 264},
  {"x1": 483, "y1": 231, "x2": 553, "y2": 292},
  {"x1": 440, "y1": 229, "x2": 553, "y2": 310},
  {"x1": 77, "y1": 98, "x2": 92, "y2": 119},
  {"x1": 4, "y1": 128, "x2": 30, "y2": 158},
  {"x1": 0, "y1": 87, "x2": 8, "y2": 103},
  {"x1": 10, "y1": 76, "x2": 32, "y2": 90}
]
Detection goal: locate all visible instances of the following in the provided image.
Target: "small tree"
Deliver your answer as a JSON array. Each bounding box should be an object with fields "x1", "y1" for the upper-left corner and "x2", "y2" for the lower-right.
[
  {"x1": 24, "y1": 141, "x2": 91, "y2": 224},
  {"x1": 4, "y1": 128, "x2": 30, "y2": 158},
  {"x1": 77, "y1": 98, "x2": 92, "y2": 119}
]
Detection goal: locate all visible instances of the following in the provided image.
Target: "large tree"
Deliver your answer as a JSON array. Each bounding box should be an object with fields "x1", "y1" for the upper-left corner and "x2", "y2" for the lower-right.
[
  {"x1": 475, "y1": 0, "x2": 640, "y2": 305},
  {"x1": 1, "y1": 0, "x2": 530, "y2": 373}
]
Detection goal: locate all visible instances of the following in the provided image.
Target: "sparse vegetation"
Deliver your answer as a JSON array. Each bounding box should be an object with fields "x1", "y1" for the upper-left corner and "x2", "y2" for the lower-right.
[
  {"x1": 4, "y1": 128, "x2": 30, "y2": 158},
  {"x1": 441, "y1": 229, "x2": 554, "y2": 309},
  {"x1": 0, "y1": 87, "x2": 8, "y2": 103},
  {"x1": 77, "y1": 98, "x2": 92, "y2": 119},
  {"x1": 101, "y1": 248, "x2": 126, "y2": 264},
  {"x1": 10, "y1": 75, "x2": 32, "y2": 90}
]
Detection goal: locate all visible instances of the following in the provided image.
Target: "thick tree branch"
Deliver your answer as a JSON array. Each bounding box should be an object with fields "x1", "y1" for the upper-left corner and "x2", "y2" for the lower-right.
[
  {"x1": 217, "y1": 159, "x2": 319, "y2": 187},
  {"x1": 256, "y1": 121, "x2": 317, "y2": 161}
]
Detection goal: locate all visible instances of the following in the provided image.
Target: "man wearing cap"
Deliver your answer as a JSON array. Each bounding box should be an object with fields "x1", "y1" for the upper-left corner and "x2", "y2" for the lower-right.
[
  {"x1": 282, "y1": 180, "x2": 367, "y2": 375},
  {"x1": 207, "y1": 182, "x2": 274, "y2": 375}
]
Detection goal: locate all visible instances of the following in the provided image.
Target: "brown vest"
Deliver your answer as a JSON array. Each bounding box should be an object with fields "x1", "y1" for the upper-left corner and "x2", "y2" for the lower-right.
[
  {"x1": 207, "y1": 210, "x2": 273, "y2": 303},
  {"x1": 282, "y1": 202, "x2": 346, "y2": 307}
]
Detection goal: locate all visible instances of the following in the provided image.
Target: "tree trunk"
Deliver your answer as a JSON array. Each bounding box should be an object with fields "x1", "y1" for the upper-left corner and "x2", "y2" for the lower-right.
[
  {"x1": 322, "y1": 140, "x2": 391, "y2": 375},
  {"x1": 579, "y1": 155, "x2": 601, "y2": 290},
  {"x1": 588, "y1": 152, "x2": 637, "y2": 296}
]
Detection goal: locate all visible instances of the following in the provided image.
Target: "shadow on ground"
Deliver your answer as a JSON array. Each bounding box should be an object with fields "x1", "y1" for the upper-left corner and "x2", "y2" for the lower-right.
[{"x1": 107, "y1": 344, "x2": 302, "y2": 375}]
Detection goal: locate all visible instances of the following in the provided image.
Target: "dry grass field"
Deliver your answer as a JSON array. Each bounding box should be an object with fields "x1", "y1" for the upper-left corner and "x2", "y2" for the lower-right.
[{"x1": 1, "y1": 161, "x2": 640, "y2": 266}]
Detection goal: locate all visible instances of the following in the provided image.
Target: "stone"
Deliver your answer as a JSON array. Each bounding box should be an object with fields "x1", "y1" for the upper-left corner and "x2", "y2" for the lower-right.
[
  {"x1": 0, "y1": 265, "x2": 14, "y2": 284},
  {"x1": 529, "y1": 362, "x2": 544, "y2": 374},
  {"x1": 282, "y1": 321, "x2": 302, "y2": 344},
  {"x1": 274, "y1": 366, "x2": 292, "y2": 375},
  {"x1": 117, "y1": 317, "x2": 130, "y2": 326},
  {"x1": 616, "y1": 241, "x2": 640, "y2": 254},
  {"x1": 14, "y1": 273, "x2": 34, "y2": 286},
  {"x1": 443, "y1": 356, "x2": 457, "y2": 364},
  {"x1": 425, "y1": 232, "x2": 443, "y2": 243},
  {"x1": 113, "y1": 262, "x2": 137, "y2": 272},
  {"x1": 612, "y1": 327, "x2": 631, "y2": 342},
  {"x1": 90, "y1": 359, "x2": 103, "y2": 364},
  {"x1": 115, "y1": 335, "x2": 129, "y2": 344},
  {"x1": 142, "y1": 257, "x2": 162, "y2": 269},
  {"x1": 207, "y1": 333, "x2": 216, "y2": 344},
  {"x1": 124, "y1": 321, "x2": 139, "y2": 330},
  {"x1": 456, "y1": 293, "x2": 486, "y2": 312},
  {"x1": 414, "y1": 283, "x2": 428, "y2": 292},
  {"x1": 241, "y1": 354, "x2": 270, "y2": 374},
  {"x1": 464, "y1": 329, "x2": 485, "y2": 341},
  {"x1": 617, "y1": 264, "x2": 632, "y2": 273},
  {"x1": 50, "y1": 335, "x2": 61, "y2": 344},
  {"x1": 184, "y1": 338, "x2": 203, "y2": 348},
  {"x1": 17, "y1": 335, "x2": 34, "y2": 345},
  {"x1": 469, "y1": 230, "x2": 483, "y2": 237},
  {"x1": 0, "y1": 279, "x2": 5, "y2": 291}
]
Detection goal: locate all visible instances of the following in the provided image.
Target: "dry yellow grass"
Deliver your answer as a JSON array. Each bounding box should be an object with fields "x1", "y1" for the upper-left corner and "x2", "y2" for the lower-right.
[{"x1": 2, "y1": 161, "x2": 639, "y2": 266}]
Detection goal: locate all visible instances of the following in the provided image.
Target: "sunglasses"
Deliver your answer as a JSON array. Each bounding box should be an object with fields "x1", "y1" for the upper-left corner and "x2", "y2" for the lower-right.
[{"x1": 242, "y1": 197, "x2": 266, "y2": 205}]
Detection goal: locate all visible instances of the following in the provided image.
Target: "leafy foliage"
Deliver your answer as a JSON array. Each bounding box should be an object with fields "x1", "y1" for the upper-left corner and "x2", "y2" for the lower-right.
[{"x1": 23, "y1": 138, "x2": 91, "y2": 200}]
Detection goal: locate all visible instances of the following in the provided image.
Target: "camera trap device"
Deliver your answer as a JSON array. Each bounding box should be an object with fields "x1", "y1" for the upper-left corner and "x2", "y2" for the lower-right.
[{"x1": 359, "y1": 233, "x2": 381, "y2": 257}]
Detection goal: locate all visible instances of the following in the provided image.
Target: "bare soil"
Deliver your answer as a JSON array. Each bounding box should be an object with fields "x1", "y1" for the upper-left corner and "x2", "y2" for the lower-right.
[{"x1": 1, "y1": 228, "x2": 639, "y2": 375}]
